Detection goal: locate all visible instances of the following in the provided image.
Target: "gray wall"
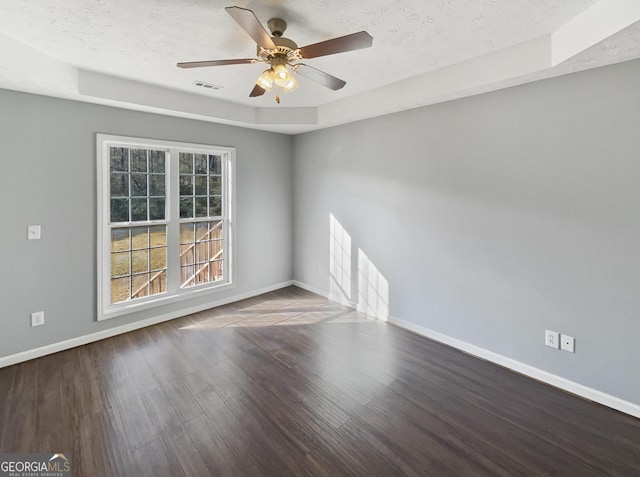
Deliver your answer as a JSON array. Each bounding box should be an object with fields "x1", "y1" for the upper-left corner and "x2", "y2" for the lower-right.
[
  {"x1": 293, "y1": 59, "x2": 640, "y2": 404},
  {"x1": 0, "y1": 90, "x2": 293, "y2": 358}
]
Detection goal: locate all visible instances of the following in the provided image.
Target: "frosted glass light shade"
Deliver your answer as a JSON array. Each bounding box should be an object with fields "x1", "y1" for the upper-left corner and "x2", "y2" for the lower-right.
[
  {"x1": 273, "y1": 64, "x2": 293, "y2": 87},
  {"x1": 282, "y1": 76, "x2": 298, "y2": 93},
  {"x1": 256, "y1": 69, "x2": 274, "y2": 90}
]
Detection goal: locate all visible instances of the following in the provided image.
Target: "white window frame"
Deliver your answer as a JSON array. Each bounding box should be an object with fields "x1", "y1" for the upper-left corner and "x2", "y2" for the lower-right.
[{"x1": 97, "y1": 134, "x2": 235, "y2": 321}]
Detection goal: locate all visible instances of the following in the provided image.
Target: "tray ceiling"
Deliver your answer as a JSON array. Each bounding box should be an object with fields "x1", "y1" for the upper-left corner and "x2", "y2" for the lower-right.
[{"x1": 0, "y1": 0, "x2": 639, "y2": 134}]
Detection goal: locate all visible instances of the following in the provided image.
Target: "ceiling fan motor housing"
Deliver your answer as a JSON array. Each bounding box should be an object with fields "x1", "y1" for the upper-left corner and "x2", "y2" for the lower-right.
[
  {"x1": 272, "y1": 36, "x2": 298, "y2": 50},
  {"x1": 257, "y1": 36, "x2": 300, "y2": 61}
]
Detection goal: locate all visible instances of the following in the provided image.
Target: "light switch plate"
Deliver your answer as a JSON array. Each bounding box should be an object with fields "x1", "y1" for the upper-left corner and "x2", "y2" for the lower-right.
[{"x1": 27, "y1": 225, "x2": 41, "y2": 240}]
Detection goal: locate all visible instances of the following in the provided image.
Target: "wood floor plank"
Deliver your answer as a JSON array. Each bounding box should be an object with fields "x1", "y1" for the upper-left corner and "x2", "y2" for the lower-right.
[
  {"x1": 36, "y1": 352, "x2": 77, "y2": 453},
  {"x1": 140, "y1": 388, "x2": 182, "y2": 435},
  {"x1": 157, "y1": 423, "x2": 211, "y2": 477},
  {"x1": 107, "y1": 394, "x2": 158, "y2": 453},
  {"x1": 227, "y1": 344, "x2": 355, "y2": 428},
  {"x1": 72, "y1": 410, "x2": 131, "y2": 476},
  {"x1": 129, "y1": 437, "x2": 185, "y2": 477},
  {"x1": 2, "y1": 360, "x2": 38, "y2": 453},
  {"x1": 0, "y1": 364, "x2": 16, "y2": 450},
  {"x1": 1, "y1": 285, "x2": 639, "y2": 476},
  {"x1": 160, "y1": 377, "x2": 205, "y2": 424},
  {"x1": 198, "y1": 391, "x2": 270, "y2": 473},
  {"x1": 239, "y1": 378, "x2": 342, "y2": 456},
  {"x1": 184, "y1": 412, "x2": 261, "y2": 477},
  {"x1": 224, "y1": 395, "x2": 314, "y2": 476}
]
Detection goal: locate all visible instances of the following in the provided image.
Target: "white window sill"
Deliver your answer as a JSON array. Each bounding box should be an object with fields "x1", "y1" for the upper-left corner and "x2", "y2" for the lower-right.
[{"x1": 98, "y1": 280, "x2": 235, "y2": 321}]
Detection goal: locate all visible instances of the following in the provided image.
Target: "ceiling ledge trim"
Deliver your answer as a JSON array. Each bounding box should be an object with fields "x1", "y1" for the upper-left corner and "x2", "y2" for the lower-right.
[
  {"x1": 0, "y1": 32, "x2": 77, "y2": 91},
  {"x1": 256, "y1": 107, "x2": 317, "y2": 125},
  {"x1": 551, "y1": 0, "x2": 640, "y2": 65},
  {"x1": 78, "y1": 70, "x2": 256, "y2": 124},
  {"x1": 78, "y1": 71, "x2": 319, "y2": 129}
]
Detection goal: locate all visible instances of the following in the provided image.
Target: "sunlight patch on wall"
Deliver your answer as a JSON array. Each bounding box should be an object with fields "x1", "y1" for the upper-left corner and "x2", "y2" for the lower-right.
[
  {"x1": 329, "y1": 213, "x2": 352, "y2": 304},
  {"x1": 357, "y1": 248, "x2": 389, "y2": 321}
]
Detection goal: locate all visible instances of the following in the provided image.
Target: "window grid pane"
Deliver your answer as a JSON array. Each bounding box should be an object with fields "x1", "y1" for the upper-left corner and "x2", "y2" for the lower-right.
[
  {"x1": 180, "y1": 220, "x2": 224, "y2": 288},
  {"x1": 180, "y1": 154, "x2": 223, "y2": 220},
  {"x1": 109, "y1": 146, "x2": 166, "y2": 223},
  {"x1": 110, "y1": 226, "x2": 168, "y2": 304}
]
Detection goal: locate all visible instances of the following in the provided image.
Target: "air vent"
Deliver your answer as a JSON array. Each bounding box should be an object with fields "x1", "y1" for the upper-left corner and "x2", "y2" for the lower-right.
[{"x1": 192, "y1": 81, "x2": 223, "y2": 91}]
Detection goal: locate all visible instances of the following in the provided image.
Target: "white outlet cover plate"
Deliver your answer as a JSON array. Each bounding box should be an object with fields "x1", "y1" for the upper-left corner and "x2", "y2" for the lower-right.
[
  {"x1": 545, "y1": 329, "x2": 559, "y2": 349},
  {"x1": 561, "y1": 334, "x2": 575, "y2": 353},
  {"x1": 31, "y1": 311, "x2": 44, "y2": 326}
]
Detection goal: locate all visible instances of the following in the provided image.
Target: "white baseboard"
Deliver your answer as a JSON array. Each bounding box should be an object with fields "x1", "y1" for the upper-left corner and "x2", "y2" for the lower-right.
[
  {"x1": 388, "y1": 315, "x2": 640, "y2": 419},
  {"x1": 0, "y1": 280, "x2": 294, "y2": 369},
  {"x1": 292, "y1": 280, "x2": 358, "y2": 309},
  {"x1": 292, "y1": 280, "x2": 328, "y2": 298}
]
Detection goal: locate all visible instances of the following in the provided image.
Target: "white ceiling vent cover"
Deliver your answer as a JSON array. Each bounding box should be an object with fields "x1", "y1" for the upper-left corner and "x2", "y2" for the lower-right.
[{"x1": 192, "y1": 81, "x2": 223, "y2": 90}]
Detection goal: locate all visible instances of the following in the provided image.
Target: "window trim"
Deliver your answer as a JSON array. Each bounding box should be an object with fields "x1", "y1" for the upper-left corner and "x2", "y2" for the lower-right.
[{"x1": 97, "y1": 134, "x2": 235, "y2": 321}]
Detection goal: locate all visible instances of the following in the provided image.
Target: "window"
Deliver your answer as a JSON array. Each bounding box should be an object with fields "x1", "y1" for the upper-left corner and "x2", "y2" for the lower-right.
[
  {"x1": 178, "y1": 153, "x2": 225, "y2": 288},
  {"x1": 97, "y1": 135, "x2": 234, "y2": 320}
]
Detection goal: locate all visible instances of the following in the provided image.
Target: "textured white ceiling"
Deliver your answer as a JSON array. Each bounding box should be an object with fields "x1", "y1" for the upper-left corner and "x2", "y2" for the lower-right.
[{"x1": 0, "y1": 0, "x2": 638, "y2": 132}]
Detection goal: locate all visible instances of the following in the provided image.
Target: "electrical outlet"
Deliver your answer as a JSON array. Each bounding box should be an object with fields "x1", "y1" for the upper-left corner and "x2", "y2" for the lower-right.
[
  {"x1": 561, "y1": 334, "x2": 575, "y2": 353},
  {"x1": 31, "y1": 311, "x2": 45, "y2": 327},
  {"x1": 545, "y1": 330, "x2": 559, "y2": 349}
]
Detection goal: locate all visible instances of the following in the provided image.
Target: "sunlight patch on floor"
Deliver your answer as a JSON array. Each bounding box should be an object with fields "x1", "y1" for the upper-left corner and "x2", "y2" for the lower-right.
[{"x1": 179, "y1": 309, "x2": 373, "y2": 330}]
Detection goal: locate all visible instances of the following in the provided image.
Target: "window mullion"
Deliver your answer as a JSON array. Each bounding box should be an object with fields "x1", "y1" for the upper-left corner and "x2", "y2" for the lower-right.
[
  {"x1": 167, "y1": 147, "x2": 182, "y2": 294},
  {"x1": 223, "y1": 152, "x2": 231, "y2": 284}
]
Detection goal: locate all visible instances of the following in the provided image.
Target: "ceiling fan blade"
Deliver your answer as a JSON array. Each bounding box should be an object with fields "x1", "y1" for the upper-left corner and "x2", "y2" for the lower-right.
[
  {"x1": 249, "y1": 84, "x2": 266, "y2": 97},
  {"x1": 294, "y1": 64, "x2": 346, "y2": 91},
  {"x1": 298, "y1": 31, "x2": 372, "y2": 59},
  {"x1": 225, "y1": 6, "x2": 276, "y2": 50},
  {"x1": 177, "y1": 58, "x2": 256, "y2": 69}
]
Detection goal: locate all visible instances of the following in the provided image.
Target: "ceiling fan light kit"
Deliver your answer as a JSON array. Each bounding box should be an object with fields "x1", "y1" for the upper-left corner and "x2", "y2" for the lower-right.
[
  {"x1": 177, "y1": 6, "x2": 372, "y2": 103},
  {"x1": 256, "y1": 65, "x2": 298, "y2": 99}
]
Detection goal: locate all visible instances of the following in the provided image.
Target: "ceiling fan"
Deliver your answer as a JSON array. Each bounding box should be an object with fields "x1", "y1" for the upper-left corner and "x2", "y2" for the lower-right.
[{"x1": 177, "y1": 6, "x2": 373, "y2": 103}]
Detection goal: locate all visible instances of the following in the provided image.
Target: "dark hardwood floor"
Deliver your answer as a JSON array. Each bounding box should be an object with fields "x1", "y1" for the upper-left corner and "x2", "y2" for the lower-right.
[{"x1": 1, "y1": 286, "x2": 639, "y2": 476}]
